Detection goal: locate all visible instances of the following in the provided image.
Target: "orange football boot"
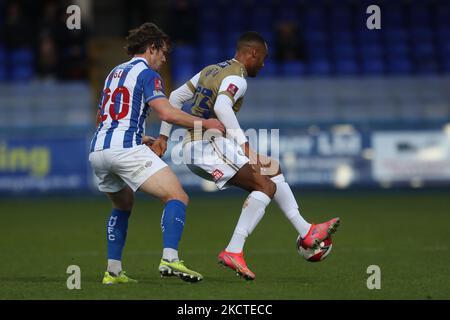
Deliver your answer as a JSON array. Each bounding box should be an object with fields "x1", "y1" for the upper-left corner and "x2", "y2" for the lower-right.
[
  {"x1": 218, "y1": 250, "x2": 256, "y2": 280},
  {"x1": 301, "y1": 217, "x2": 340, "y2": 249}
]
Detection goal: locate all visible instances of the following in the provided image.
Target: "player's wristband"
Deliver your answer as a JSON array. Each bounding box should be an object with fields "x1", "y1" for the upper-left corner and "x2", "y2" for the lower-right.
[{"x1": 159, "y1": 121, "x2": 173, "y2": 138}]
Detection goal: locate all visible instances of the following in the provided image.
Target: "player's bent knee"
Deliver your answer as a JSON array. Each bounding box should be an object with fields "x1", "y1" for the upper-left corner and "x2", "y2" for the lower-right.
[
  {"x1": 265, "y1": 180, "x2": 277, "y2": 198},
  {"x1": 179, "y1": 192, "x2": 189, "y2": 205},
  {"x1": 112, "y1": 199, "x2": 134, "y2": 212},
  {"x1": 108, "y1": 189, "x2": 134, "y2": 211},
  {"x1": 163, "y1": 190, "x2": 189, "y2": 206},
  {"x1": 253, "y1": 178, "x2": 276, "y2": 199}
]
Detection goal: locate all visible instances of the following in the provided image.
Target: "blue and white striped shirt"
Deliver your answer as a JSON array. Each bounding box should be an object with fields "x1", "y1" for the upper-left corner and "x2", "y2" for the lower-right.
[{"x1": 90, "y1": 57, "x2": 166, "y2": 152}]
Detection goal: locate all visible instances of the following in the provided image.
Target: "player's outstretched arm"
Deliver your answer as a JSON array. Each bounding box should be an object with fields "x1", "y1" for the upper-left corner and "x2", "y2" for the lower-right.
[
  {"x1": 151, "y1": 82, "x2": 197, "y2": 157},
  {"x1": 149, "y1": 97, "x2": 225, "y2": 133},
  {"x1": 159, "y1": 83, "x2": 196, "y2": 138}
]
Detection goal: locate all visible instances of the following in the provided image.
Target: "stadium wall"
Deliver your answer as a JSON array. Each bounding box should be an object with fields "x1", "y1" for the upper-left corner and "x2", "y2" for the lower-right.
[{"x1": 1, "y1": 77, "x2": 449, "y2": 195}]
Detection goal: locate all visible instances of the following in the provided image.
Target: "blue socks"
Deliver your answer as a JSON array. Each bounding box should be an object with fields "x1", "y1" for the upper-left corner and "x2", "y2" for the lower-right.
[
  {"x1": 105, "y1": 200, "x2": 186, "y2": 266},
  {"x1": 161, "y1": 200, "x2": 186, "y2": 250},
  {"x1": 106, "y1": 208, "x2": 131, "y2": 261}
]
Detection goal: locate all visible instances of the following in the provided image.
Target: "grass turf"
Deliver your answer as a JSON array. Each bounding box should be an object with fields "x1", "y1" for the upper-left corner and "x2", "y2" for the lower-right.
[{"x1": 1, "y1": 191, "x2": 449, "y2": 300}]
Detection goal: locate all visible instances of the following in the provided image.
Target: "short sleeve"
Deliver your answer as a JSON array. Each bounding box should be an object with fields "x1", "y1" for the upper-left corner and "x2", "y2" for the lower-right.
[
  {"x1": 186, "y1": 72, "x2": 201, "y2": 93},
  {"x1": 140, "y1": 69, "x2": 166, "y2": 103},
  {"x1": 217, "y1": 75, "x2": 247, "y2": 103}
]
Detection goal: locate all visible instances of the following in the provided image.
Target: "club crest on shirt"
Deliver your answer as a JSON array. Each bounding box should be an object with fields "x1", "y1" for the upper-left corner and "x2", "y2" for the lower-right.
[
  {"x1": 153, "y1": 78, "x2": 164, "y2": 96},
  {"x1": 154, "y1": 78, "x2": 163, "y2": 91},
  {"x1": 226, "y1": 83, "x2": 239, "y2": 96}
]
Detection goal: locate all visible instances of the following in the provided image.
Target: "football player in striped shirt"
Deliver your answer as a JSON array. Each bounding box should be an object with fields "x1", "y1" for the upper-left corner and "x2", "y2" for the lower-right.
[{"x1": 89, "y1": 23, "x2": 225, "y2": 284}]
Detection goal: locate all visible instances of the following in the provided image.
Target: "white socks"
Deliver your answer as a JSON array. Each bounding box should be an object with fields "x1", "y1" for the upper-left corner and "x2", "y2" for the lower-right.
[
  {"x1": 226, "y1": 191, "x2": 271, "y2": 253},
  {"x1": 225, "y1": 175, "x2": 311, "y2": 253},
  {"x1": 163, "y1": 248, "x2": 179, "y2": 262},
  {"x1": 108, "y1": 249, "x2": 180, "y2": 276},
  {"x1": 271, "y1": 174, "x2": 311, "y2": 238},
  {"x1": 107, "y1": 259, "x2": 122, "y2": 275}
]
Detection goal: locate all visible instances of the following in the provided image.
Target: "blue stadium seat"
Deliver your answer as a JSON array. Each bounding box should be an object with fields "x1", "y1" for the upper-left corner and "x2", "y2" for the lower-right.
[
  {"x1": 329, "y1": 8, "x2": 352, "y2": 31},
  {"x1": 308, "y1": 60, "x2": 331, "y2": 76},
  {"x1": 387, "y1": 58, "x2": 412, "y2": 74},
  {"x1": 412, "y1": 42, "x2": 435, "y2": 58},
  {"x1": 249, "y1": 8, "x2": 272, "y2": 32},
  {"x1": 186, "y1": 0, "x2": 446, "y2": 77},
  {"x1": 361, "y1": 58, "x2": 385, "y2": 75},
  {"x1": 0, "y1": 65, "x2": 6, "y2": 81},
  {"x1": 198, "y1": 0, "x2": 220, "y2": 10},
  {"x1": 200, "y1": 31, "x2": 220, "y2": 47},
  {"x1": 386, "y1": 44, "x2": 409, "y2": 58},
  {"x1": 171, "y1": 45, "x2": 195, "y2": 64},
  {"x1": 8, "y1": 48, "x2": 34, "y2": 81},
  {"x1": 437, "y1": 27, "x2": 450, "y2": 46},
  {"x1": 335, "y1": 59, "x2": 359, "y2": 75},
  {"x1": 360, "y1": 44, "x2": 383, "y2": 59},
  {"x1": 306, "y1": 44, "x2": 329, "y2": 60},
  {"x1": 260, "y1": 31, "x2": 274, "y2": 46},
  {"x1": 256, "y1": 0, "x2": 274, "y2": 7},
  {"x1": 304, "y1": 8, "x2": 327, "y2": 31},
  {"x1": 277, "y1": 0, "x2": 300, "y2": 6},
  {"x1": 199, "y1": 8, "x2": 220, "y2": 28},
  {"x1": 199, "y1": 46, "x2": 220, "y2": 67},
  {"x1": 259, "y1": 59, "x2": 279, "y2": 77},
  {"x1": 415, "y1": 60, "x2": 439, "y2": 75},
  {"x1": 409, "y1": 5, "x2": 431, "y2": 26},
  {"x1": 304, "y1": 31, "x2": 327, "y2": 45},
  {"x1": 172, "y1": 64, "x2": 196, "y2": 87},
  {"x1": 330, "y1": 31, "x2": 354, "y2": 45},
  {"x1": 410, "y1": 27, "x2": 433, "y2": 41},
  {"x1": 356, "y1": 30, "x2": 382, "y2": 44},
  {"x1": 0, "y1": 46, "x2": 6, "y2": 64},
  {"x1": 435, "y1": 3, "x2": 450, "y2": 25},
  {"x1": 171, "y1": 45, "x2": 197, "y2": 85},
  {"x1": 385, "y1": 29, "x2": 409, "y2": 44},
  {"x1": 443, "y1": 60, "x2": 450, "y2": 74},
  {"x1": 224, "y1": 47, "x2": 236, "y2": 61},
  {"x1": 11, "y1": 65, "x2": 34, "y2": 82},
  {"x1": 442, "y1": 43, "x2": 450, "y2": 55},
  {"x1": 225, "y1": 32, "x2": 242, "y2": 50},
  {"x1": 276, "y1": 8, "x2": 299, "y2": 25},
  {"x1": 382, "y1": 5, "x2": 405, "y2": 28},
  {"x1": 280, "y1": 61, "x2": 306, "y2": 77},
  {"x1": 332, "y1": 44, "x2": 356, "y2": 59},
  {"x1": 10, "y1": 48, "x2": 34, "y2": 64},
  {"x1": 224, "y1": 9, "x2": 246, "y2": 32}
]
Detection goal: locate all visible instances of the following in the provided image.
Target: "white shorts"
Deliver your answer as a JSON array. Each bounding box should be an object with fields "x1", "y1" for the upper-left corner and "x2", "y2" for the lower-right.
[
  {"x1": 182, "y1": 136, "x2": 249, "y2": 190},
  {"x1": 89, "y1": 144, "x2": 168, "y2": 193}
]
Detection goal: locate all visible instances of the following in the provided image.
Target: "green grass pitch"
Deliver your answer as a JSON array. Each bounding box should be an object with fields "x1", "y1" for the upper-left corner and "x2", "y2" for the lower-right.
[{"x1": 1, "y1": 191, "x2": 449, "y2": 299}]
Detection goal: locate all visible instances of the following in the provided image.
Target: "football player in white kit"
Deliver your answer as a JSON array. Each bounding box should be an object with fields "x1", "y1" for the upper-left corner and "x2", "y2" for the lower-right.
[
  {"x1": 89, "y1": 23, "x2": 224, "y2": 284},
  {"x1": 153, "y1": 32, "x2": 340, "y2": 280}
]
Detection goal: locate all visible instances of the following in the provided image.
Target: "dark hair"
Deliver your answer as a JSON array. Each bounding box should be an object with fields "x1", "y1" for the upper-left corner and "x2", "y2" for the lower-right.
[
  {"x1": 236, "y1": 31, "x2": 266, "y2": 51},
  {"x1": 125, "y1": 22, "x2": 171, "y2": 55}
]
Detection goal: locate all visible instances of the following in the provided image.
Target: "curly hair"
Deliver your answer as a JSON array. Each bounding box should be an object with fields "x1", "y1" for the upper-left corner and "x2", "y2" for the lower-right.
[{"x1": 125, "y1": 22, "x2": 171, "y2": 55}]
